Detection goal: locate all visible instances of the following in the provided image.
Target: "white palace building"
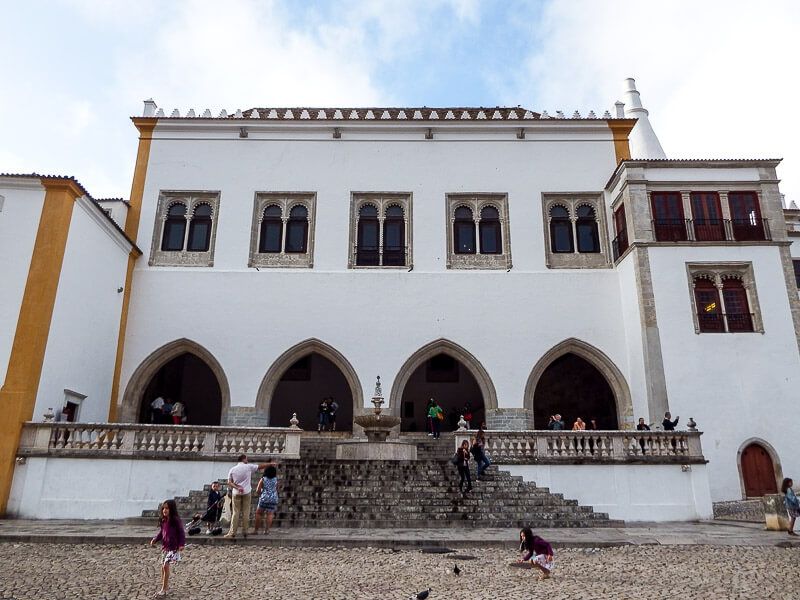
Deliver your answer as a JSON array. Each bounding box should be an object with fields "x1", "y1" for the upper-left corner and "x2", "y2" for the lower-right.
[{"x1": 2, "y1": 79, "x2": 800, "y2": 522}]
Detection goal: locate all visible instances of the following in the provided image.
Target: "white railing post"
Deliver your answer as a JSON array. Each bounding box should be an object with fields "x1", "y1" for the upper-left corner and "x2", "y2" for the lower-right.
[{"x1": 283, "y1": 430, "x2": 301, "y2": 459}]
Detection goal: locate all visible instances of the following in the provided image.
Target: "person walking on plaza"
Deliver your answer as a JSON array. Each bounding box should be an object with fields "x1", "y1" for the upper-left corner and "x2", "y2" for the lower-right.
[
  {"x1": 471, "y1": 423, "x2": 491, "y2": 479},
  {"x1": 253, "y1": 463, "x2": 279, "y2": 535},
  {"x1": 456, "y1": 439, "x2": 472, "y2": 493},
  {"x1": 428, "y1": 399, "x2": 443, "y2": 439},
  {"x1": 782, "y1": 478, "x2": 799, "y2": 536},
  {"x1": 224, "y1": 454, "x2": 270, "y2": 539},
  {"x1": 150, "y1": 499, "x2": 185, "y2": 597},
  {"x1": 662, "y1": 412, "x2": 679, "y2": 431},
  {"x1": 518, "y1": 527, "x2": 555, "y2": 580},
  {"x1": 548, "y1": 414, "x2": 564, "y2": 430},
  {"x1": 317, "y1": 397, "x2": 330, "y2": 433}
]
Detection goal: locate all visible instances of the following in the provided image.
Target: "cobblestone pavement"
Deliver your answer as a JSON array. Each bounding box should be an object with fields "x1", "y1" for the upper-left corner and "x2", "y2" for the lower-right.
[{"x1": 1, "y1": 542, "x2": 798, "y2": 600}]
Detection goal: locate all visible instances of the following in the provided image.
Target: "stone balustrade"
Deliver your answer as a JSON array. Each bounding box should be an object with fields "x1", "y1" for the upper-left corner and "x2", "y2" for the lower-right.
[
  {"x1": 454, "y1": 430, "x2": 706, "y2": 465},
  {"x1": 17, "y1": 422, "x2": 302, "y2": 460}
]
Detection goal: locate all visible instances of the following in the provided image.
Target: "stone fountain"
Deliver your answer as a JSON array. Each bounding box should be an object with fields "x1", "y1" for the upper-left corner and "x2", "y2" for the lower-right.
[{"x1": 335, "y1": 376, "x2": 417, "y2": 461}]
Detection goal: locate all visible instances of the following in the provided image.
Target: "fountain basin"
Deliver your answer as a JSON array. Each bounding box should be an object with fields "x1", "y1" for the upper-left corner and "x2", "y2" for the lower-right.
[{"x1": 335, "y1": 412, "x2": 416, "y2": 460}]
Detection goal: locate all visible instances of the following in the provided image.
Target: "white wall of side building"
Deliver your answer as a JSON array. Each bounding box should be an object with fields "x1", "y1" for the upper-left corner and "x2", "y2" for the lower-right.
[
  {"x1": 0, "y1": 181, "x2": 45, "y2": 386},
  {"x1": 35, "y1": 196, "x2": 130, "y2": 422},
  {"x1": 649, "y1": 244, "x2": 800, "y2": 500}
]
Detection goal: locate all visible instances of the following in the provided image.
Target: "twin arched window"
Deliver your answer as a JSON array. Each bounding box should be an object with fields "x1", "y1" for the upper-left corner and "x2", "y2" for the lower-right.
[
  {"x1": 161, "y1": 202, "x2": 213, "y2": 252},
  {"x1": 549, "y1": 204, "x2": 600, "y2": 254},
  {"x1": 258, "y1": 204, "x2": 309, "y2": 254},
  {"x1": 454, "y1": 205, "x2": 502, "y2": 255},
  {"x1": 693, "y1": 274, "x2": 754, "y2": 333},
  {"x1": 355, "y1": 203, "x2": 406, "y2": 266}
]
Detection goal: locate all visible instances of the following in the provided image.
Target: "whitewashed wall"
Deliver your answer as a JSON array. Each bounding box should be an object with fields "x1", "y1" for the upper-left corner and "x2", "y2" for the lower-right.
[
  {"x1": 8, "y1": 456, "x2": 227, "y2": 519},
  {"x1": 35, "y1": 197, "x2": 130, "y2": 422},
  {"x1": 649, "y1": 244, "x2": 800, "y2": 501},
  {"x1": 505, "y1": 463, "x2": 713, "y2": 522},
  {"x1": 0, "y1": 182, "x2": 45, "y2": 386},
  {"x1": 120, "y1": 126, "x2": 643, "y2": 423}
]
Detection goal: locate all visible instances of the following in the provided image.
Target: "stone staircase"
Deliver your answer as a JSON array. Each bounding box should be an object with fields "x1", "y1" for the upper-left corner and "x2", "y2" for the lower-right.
[{"x1": 141, "y1": 434, "x2": 619, "y2": 528}]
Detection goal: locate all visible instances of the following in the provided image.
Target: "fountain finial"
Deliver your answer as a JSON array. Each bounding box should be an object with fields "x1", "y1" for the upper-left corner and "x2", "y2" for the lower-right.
[{"x1": 373, "y1": 375, "x2": 383, "y2": 399}]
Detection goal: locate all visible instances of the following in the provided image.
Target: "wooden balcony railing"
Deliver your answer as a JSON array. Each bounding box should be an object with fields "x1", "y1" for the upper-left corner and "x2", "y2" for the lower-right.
[{"x1": 651, "y1": 218, "x2": 771, "y2": 243}]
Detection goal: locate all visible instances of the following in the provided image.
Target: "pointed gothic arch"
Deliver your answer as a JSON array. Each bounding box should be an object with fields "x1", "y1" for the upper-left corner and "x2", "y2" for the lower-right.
[
  {"x1": 255, "y1": 338, "x2": 363, "y2": 428},
  {"x1": 119, "y1": 338, "x2": 231, "y2": 424},
  {"x1": 388, "y1": 338, "x2": 498, "y2": 426},
  {"x1": 524, "y1": 338, "x2": 633, "y2": 429},
  {"x1": 737, "y1": 437, "x2": 783, "y2": 498}
]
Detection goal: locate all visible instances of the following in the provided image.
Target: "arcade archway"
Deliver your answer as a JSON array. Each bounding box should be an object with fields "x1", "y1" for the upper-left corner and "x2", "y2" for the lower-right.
[
  {"x1": 256, "y1": 339, "x2": 361, "y2": 431},
  {"x1": 389, "y1": 339, "x2": 498, "y2": 432},
  {"x1": 525, "y1": 339, "x2": 633, "y2": 430},
  {"x1": 120, "y1": 339, "x2": 230, "y2": 425}
]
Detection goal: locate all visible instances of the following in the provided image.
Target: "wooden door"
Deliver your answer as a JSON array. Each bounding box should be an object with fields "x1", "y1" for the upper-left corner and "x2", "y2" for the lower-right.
[{"x1": 741, "y1": 444, "x2": 778, "y2": 497}]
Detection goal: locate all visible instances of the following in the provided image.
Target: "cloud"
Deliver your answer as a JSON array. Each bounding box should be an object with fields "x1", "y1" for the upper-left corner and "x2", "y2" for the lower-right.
[{"x1": 501, "y1": 0, "x2": 800, "y2": 201}]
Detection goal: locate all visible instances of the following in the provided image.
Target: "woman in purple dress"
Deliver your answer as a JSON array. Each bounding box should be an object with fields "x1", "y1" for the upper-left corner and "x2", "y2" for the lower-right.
[{"x1": 150, "y1": 499, "x2": 186, "y2": 596}]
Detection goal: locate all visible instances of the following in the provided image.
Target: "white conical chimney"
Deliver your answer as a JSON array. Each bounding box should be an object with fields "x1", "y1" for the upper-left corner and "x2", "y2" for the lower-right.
[{"x1": 621, "y1": 78, "x2": 666, "y2": 159}]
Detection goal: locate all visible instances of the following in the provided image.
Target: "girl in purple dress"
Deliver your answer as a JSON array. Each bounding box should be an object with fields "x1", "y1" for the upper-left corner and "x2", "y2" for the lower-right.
[
  {"x1": 518, "y1": 527, "x2": 554, "y2": 579},
  {"x1": 150, "y1": 499, "x2": 186, "y2": 597}
]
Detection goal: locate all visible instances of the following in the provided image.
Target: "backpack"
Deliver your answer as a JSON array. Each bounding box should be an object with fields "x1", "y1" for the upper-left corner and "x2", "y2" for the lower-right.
[{"x1": 449, "y1": 452, "x2": 459, "y2": 466}]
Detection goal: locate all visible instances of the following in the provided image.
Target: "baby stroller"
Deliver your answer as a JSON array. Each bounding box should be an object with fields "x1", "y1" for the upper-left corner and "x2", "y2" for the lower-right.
[{"x1": 185, "y1": 492, "x2": 226, "y2": 536}]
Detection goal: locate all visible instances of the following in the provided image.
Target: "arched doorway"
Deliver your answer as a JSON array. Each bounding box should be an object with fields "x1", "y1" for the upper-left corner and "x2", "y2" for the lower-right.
[
  {"x1": 740, "y1": 442, "x2": 779, "y2": 497},
  {"x1": 389, "y1": 339, "x2": 498, "y2": 432},
  {"x1": 525, "y1": 339, "x2": 633, "y2": 430},
  {"x1": 120, "y1": 339, "x2": 230, "y2": 425},
  {"x1": 269, "y1": 353, "x2": 354, "y2": 430},
  {"x1": 531, "y1": 354, "x2": 617, "y2": 429},
  {"x1": 256, "y1": 339, "x2": 362, "y2": 431},
  {"x1": 137, "y1": 353, "x2": 222, "y2": 425}
]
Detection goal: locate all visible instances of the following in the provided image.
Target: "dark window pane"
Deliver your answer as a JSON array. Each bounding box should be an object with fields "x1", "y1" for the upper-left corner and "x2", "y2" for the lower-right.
[
  {"x1": 576, "y1": 221, "x2": 600, "y2": 252},
  {"x1": 285, "y1": 220, "x2": 307, "y2": 253},
  {"x1": 576, "y1": 205, "x2": 595, "y2": 219},
  {"x1": 550, "y1": 206, "x2": 569, "y2": 219},
  {"x1": 259, "y1": 220, "x2": 282, "y2": 253},
  {"x1": 386, "y1": 205, "x2": 404, "y2": 218},
  {"x1": 694, "y1": 278, "x2": 723, "y2": 332},
  {"x1": 454, "y1": 206, "x2": 473, "y2": 220},
  {"x1": 187, "y1": 218, "x2": 211, "y2": 251},
  {"x1": 479, "y1": 221, "x2": 501, "y2": 254},
  {"x1": 794, "y1": 260, "x2": 800, "y2": 288},
  {"x1": 168, "y1": 203, "x2": 187, "y2": 217},
  {"x1": 550, "y1": 220, "x2": 573, "y2": 253},
  {"x1": 264, "y1": 205, "x2": 282, "y2": 218},
  {"x1": 161, "y1": 219, "x2": 186, "y2": 251},
  {"x1": 383, "y1": 216, "x2": 405, "y2": 266},
  {"x1": 480, "y1": 205, "x2": 499, "y2": 219},
  {"x1": 194, "y1": 203, "x2": 212, "y2": 217},
  {"x1": 359, "y1": 204, "x2": 378, "y2": 218},
  {"x1": 289, "y1": 205, "x2": 307, "y2": 219},
  {"x1": 454, "y1": 222, "x2": 476, "y2": 254}
]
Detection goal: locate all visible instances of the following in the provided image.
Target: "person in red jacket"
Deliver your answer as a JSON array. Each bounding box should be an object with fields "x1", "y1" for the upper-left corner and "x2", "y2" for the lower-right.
[{"x1": 150, "y1": 499, "x2": 186, "y2": 597}]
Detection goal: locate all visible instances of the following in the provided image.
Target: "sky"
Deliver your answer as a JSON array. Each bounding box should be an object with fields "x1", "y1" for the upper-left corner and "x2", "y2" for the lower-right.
[{"x1": 1, "y1": 0, "x2": 799, "y2": 201}]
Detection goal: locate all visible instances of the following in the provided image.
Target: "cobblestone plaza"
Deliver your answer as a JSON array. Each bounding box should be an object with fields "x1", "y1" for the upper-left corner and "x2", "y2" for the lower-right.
[{"x1": 1, "y1": 542, "x2": 798, "y2": 600}]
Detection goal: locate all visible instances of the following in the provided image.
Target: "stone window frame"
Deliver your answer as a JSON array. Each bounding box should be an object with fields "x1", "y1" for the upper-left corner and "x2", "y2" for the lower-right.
[
  {"x1": 542, "y1": 193, "x2": 610, "y2": 269},
  {"x1": 149, "y1": 191, "x2": 220, "y2": 267},
  {"x1": 248, "y1": 192, "x2": 317, "y2": 268},
  {"x1": 347, "y1": 192, "x2": 413, "y2": 269},
  {"x1": 445, "y1": 193, "x2": 511, "y2": 270},
  {"x1": 685, "y1": 262, "x2": 764, "y2": 334}
]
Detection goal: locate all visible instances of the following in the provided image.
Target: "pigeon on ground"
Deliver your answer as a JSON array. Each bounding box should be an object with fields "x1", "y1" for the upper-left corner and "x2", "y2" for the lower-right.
[
  {"x1": 453, "y1": 564, "x2": 461, "y2": 576},
  {"x1": 410, "y1": 588, "x2": 431, "y2": 600}
]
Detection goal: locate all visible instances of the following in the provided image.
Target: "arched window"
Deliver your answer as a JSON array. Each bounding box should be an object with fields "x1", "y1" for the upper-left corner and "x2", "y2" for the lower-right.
[
  {"x1": 161, "y1": 203, "x2": 187, "y2": 251},
  {"x1": 356, "y1": 205, "x2": 379, "y2": 266},
  {"x1": 187, "y1": 204, "x2": 213, "y2": 252},
  {"x1": 453, "y1": 206, "x2": 476, "y2": 254},
  {"x1": 285, "y1": 205, "x2": 308, "y2": 253},
  {"x1": 259, "y1": 205, "x2": 283, "y2": 253},
  {"x1": 693, "y1": 277, "x2": 723, "y2": 332},
  {"x1": 576, "y1": 205, "x2": 600, "y2": 253},
  {"x1": 549, "y1": 205, "x2": 573, "y2": 253},
  {"x1": 722, "y1": 278, "x2": 753, "y2": 332},
  {"x1": 383, "y1": 205, "x2": 405, "y2": 266},
  {"x1": 478, "y1": 206, "x2": 501, "y2": 254}
]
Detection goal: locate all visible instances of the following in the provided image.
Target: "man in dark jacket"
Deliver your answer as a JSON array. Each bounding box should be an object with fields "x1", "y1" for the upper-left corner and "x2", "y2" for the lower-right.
[
  {"x1": 662, "y1": 412, "x2": 679, "y2": 431},
  {"x1": 547, "y1": 414, "x2": 565, "y2": 430}
]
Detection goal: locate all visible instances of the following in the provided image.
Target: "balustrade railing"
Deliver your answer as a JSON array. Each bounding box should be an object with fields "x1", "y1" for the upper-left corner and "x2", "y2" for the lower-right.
[
  {"x1": 649, "y1": 218, "x2": 770, "y2": 243},
  {"x1": 17, "y1": 422, "x2": 301, "y2": 460},
  {"x1": 454, "y1": 430, "x2": 705, "y2": 464}
]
